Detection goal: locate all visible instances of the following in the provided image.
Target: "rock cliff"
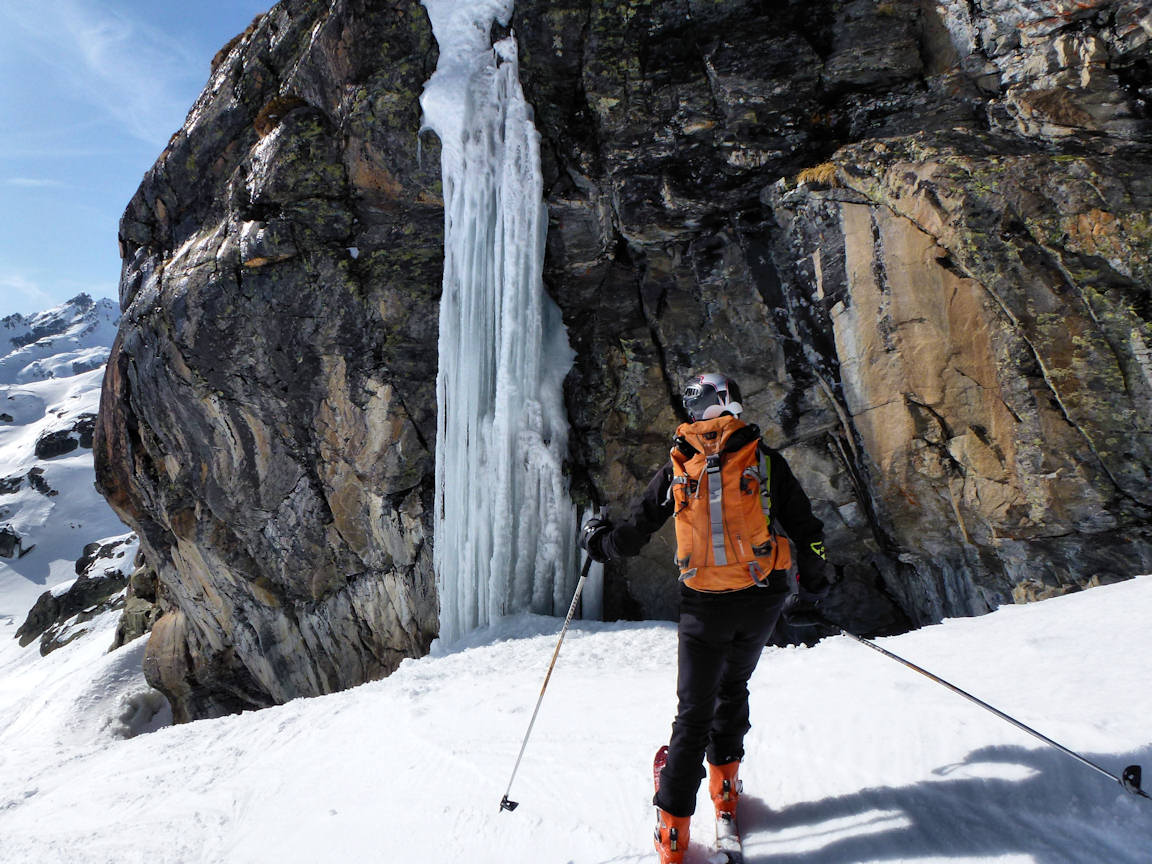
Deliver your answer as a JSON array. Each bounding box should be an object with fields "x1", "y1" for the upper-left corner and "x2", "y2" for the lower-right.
[
  {"x1": 512, "y1": 0, "x2": 1152, "y2": 628},
  {"x1": 95, "y1": 0, "x2": 444, "y2": 721},
  {"x1": 96, "y1": 0, "x2": 1152, "y2": 719}
]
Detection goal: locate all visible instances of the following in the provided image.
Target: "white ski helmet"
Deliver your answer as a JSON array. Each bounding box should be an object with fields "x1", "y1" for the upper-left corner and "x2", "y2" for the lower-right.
[{"x1": 682, "y1": 372, "x2": 743, "y2": 421}]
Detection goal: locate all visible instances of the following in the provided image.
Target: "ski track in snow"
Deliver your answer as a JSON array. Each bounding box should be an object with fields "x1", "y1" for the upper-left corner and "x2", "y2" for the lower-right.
[{"x1": 2, "y1": 578, "x2": 1151, "y2": 863}]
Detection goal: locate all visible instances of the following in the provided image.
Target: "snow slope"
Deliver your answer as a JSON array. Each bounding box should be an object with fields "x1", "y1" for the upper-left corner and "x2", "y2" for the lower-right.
[
  {"x1": 1, "y1": 576, "x2": 1149, "y2": 863},
  {"x1": 0, "y1": 295, "x2": 128, "y2": 622}
]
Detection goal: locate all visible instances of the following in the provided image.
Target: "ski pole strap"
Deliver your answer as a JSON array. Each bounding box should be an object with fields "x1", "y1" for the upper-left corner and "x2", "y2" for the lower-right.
[{"x1": 828, "y1": 619, "x2": 1149, "y2": 801}]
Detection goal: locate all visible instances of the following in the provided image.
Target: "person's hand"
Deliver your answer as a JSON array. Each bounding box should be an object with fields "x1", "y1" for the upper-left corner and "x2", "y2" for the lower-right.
[
  {"x1": 578, "y1": 516, "x2": 614, "y2": 563},
  {"x1": 782, "y1": 582, "x2": 829, "y2": 629}
]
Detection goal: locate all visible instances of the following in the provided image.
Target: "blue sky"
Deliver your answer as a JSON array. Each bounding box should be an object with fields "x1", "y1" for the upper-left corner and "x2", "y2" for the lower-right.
[{"x1": 0, "y1": 0, "x2": 272, "y2": 319}]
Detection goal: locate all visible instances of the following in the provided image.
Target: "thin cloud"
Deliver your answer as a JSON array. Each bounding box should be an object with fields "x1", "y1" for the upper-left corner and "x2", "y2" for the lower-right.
[
  {"x1": 5, "y1": 178, "x2": 68, "y2": 188},
  {"x1": 0, "y1": 145, "x2": 138, "y2": 160},
  {"x1": 0, "y1": 271, "x2": 54, "y2": 313},
  {"x1": 1, "y1": 0, "x2": 206, "y2": 147},
  {"x1": 0, "y1": 269, "x2": 118, "y2": 318}
]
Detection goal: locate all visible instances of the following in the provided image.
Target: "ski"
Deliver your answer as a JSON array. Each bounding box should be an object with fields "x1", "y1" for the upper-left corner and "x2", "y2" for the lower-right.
[
  {"x1": 713, "y1": 810, "x2": 743, "y2": 863},
  {"x1": 652, "y1": 746, "x2": 690, "y2": 864},
  {"x1": 654, "y1": 745, "x2": 669, "y2": 793}
]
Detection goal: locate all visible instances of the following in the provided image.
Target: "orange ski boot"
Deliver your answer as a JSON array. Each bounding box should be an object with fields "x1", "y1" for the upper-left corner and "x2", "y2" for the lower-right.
[
  {"x1": 653, "y1": 807, "x2": 691, "y2": 864},
  {"x1": 708, "y1": 761, "x2": 744, "y2": 859},
  {"x1": 708, "y1": 760, "x2": 742, "y2": 816}
]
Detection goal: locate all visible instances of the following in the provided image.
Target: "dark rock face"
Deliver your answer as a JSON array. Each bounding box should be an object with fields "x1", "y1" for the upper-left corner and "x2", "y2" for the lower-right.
[
  {"x1": 767, "y1": 136, "x2": 1152, "y2": 620},
  {"x1": 15, "y1": 535, "x2": 135, "y2": 654},
  {"x1": 98, "y1": 0, "x2": 1152, "y2": 719},
  {"x1": 34, "y1": 430, "x2": 79, "y2": 460},
  {"x1": 1, "y1": 468, "x2": 61, "y2": 497},
  {"x1": 510, "y1": 0, "x2": 1152, "y2": 627},
  {"x1": 33, "y1": 414, "x2": 95, "y2": 460},
  {"x1": 95, "y1": 0, "x2": 444, "y2": 722},
  {"x1": 0, "y1": 525, "x2": 21, "y2": 559},
  {"x1": 26, "y1": 467, "x2": 57, "y2": 497},
  {"x1": 111, "y1": 557, "x2": 161, "y2": 650}
]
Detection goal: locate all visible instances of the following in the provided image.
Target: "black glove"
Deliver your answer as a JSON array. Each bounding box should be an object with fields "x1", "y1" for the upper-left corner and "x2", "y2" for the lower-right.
[
  {"x1": 782, "y1": 581, "x2": 830, "y2": 629},
  {"x1": 578, "y1": 516, "x2": 615, "y2": 564},
  {"x1": 798, "y1": 556, "x2": 833, "y2": 595}
]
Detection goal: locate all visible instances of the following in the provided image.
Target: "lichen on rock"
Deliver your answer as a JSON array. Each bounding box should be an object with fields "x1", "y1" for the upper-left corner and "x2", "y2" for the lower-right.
[{"x1": 96, "y1": 0, "x2": 443, "y2": 722}]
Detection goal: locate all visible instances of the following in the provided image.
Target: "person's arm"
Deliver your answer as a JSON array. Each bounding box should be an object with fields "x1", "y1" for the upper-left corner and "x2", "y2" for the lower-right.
[
  {"x1": 604, "y1": 461, "x2": 675, "y2": 558},
  {"x1": 581, "y1": 462, "x2": 674, "y2": 562},
  {"x1": 767, "y1": 448, "x2": 831, "y2": 592}
]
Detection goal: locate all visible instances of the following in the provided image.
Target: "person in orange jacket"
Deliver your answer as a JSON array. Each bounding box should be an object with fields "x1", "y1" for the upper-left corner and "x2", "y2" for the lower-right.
[{"x1": 580, "y1": 372, "x2": 832, "y2": 863}]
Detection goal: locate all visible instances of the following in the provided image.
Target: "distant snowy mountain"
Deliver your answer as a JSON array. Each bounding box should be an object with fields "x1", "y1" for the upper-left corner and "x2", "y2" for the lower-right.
[
  {"x1": 0, "y1": 294, "x2": 119, "y2": 386},
  {"x1": 0, "y1": 294, "x2": 132, "y2": 627}
]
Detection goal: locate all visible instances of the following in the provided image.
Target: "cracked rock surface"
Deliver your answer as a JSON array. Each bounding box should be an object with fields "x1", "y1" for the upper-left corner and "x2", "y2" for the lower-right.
[
  {"x1": 513, "y1": 0, "x2": 1152, "y2": 628},
  {"x1": 95, "y1": 0, "x2": 442, "y2": 722},
  {"x1": 97, "y1": 0, "x2": 1152, "y2": 719}
]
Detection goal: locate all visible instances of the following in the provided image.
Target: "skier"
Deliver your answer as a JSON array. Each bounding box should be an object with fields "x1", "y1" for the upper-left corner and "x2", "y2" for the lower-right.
[{"x1": 579, "y1": 372, "x2": 832, "y2": 864}]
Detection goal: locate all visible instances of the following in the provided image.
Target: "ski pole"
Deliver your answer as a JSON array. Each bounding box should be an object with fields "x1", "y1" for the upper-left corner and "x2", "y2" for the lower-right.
[
  {"x1": 499, "y1": 553, "x2": 595, "y2": 813},
  {"x1": 821, "y1": 615, "x2": 1149, "y2": 802}
]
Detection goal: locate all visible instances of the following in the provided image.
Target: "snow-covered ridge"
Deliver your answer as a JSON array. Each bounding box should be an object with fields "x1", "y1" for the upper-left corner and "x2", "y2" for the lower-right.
[
  {"x1": 0, "y1": 294, "x2": 119, "y2": 386},
  {"x1": 1, "y1": 575, "x2": 1149, "y2": 862}
]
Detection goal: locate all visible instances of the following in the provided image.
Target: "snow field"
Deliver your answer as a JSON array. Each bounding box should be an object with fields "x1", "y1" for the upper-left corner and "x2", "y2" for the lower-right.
[
  {"x1": 0, "y1": 299, "x2": 128, "y2": 619},
  {"x1": 2, "y1": 578, "x2": 1151, "y2": 863},
  {"x1": 0, "y1": 364, "x2": 131, "y2": 619}
]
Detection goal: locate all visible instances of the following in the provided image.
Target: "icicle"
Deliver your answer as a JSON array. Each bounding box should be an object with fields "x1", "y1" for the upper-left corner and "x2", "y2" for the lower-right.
[{"x1": 421, "y1": 1, "x2": 579, "y2": 644}]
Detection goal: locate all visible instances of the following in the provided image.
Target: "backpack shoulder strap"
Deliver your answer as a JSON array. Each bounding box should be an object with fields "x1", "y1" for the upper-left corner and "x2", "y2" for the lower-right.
[
  {"x1": 757, "y1": 442, "x2": 773, "y2": 527},
  {"x1": 667, "y1": 441, "x2": 693, "y2": 508}
]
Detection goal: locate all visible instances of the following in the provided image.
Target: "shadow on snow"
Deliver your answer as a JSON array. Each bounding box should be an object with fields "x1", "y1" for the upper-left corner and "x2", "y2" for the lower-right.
[{"x1": 738, "y1": 743, "x2": 1152, "y2": 864}]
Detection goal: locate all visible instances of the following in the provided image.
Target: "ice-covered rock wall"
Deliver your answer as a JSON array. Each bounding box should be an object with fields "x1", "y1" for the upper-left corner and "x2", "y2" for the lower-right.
[
  {"x1": 421, "y1": 1, "x2": 578, "y2": 643},
  {"x1": 95, "y1": 0, "x2": 1152, "y2": 721}
]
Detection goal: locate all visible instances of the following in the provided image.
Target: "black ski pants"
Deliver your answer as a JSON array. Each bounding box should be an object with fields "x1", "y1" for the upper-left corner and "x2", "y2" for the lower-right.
[{"x1": 654, "y1": 583, "x2": 789, "y2": 817}]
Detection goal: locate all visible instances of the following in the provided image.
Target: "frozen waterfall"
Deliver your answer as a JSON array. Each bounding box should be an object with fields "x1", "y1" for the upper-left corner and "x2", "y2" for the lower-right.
[{"x1": 421, "y1": 0, "x2": 581, "y2": 644}]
